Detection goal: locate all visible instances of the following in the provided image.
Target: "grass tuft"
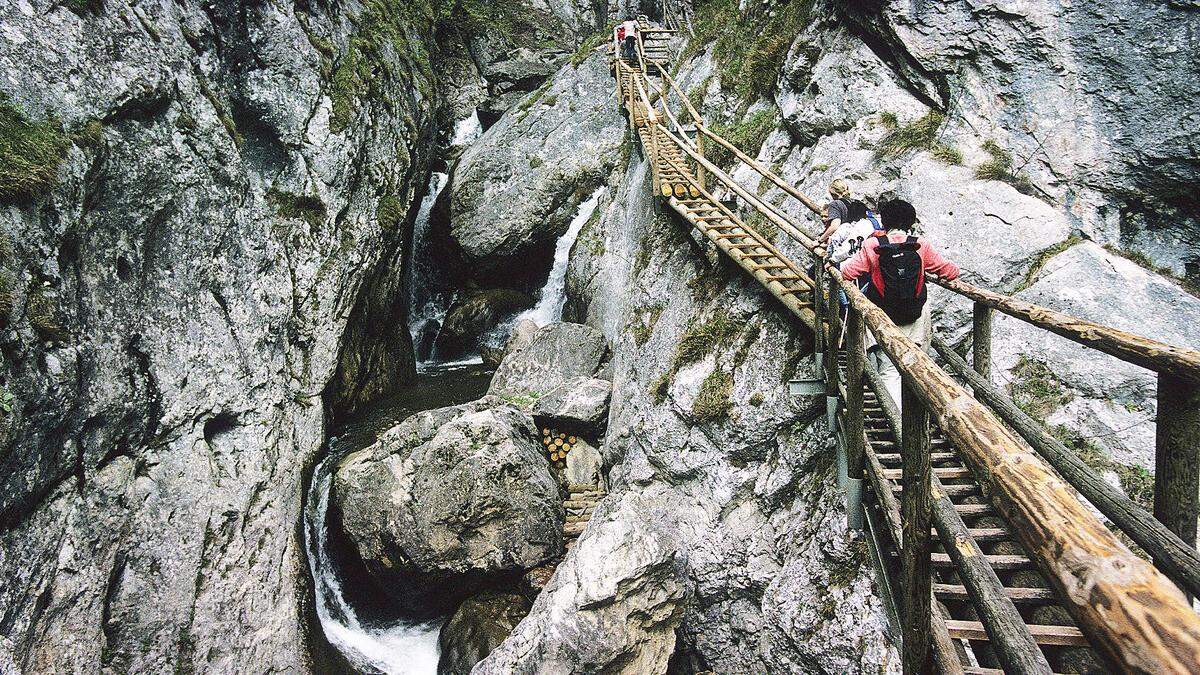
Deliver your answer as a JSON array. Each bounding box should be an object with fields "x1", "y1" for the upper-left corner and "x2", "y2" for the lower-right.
[
  {"x1": 974, "y1": 139, "x2": 1035, "y2": 193},
  {"x1": 27, "y1": 289, "x2": 67, "y2": 342},
  {"x1": 874, "y1": 111, "x2": 961, "y2": 165},
  {"x1": 1016, "y1": 234, "x2": 1083, "y2": 291},
  {"x1": 0, "y1": 95, "x2": 70, "y2": 202},
  {"x1": 692, "y1": 368, "x2": 733, "y2": 422},
  {"x1": 1009, "y1": 355, "x2": 1073, "y2": 418},
  {"x1": 707, "y1": 109, "x2": 778, "y2": 170},
  {"x1": 1103, "y1": 244, "x2": 1200, "y2": 298},
  {"x1": 376, "y1": 195, "x2": 405, "y2": 231}
]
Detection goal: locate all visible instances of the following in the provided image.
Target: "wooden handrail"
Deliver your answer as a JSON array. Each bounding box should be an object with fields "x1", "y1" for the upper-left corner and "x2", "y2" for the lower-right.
[
  {"x1": 931, "y1": 334, "x2": 1200, "y2": 598},
  {"x1": 934, "y1": 275, "x2": 1200, "y2": 383}
]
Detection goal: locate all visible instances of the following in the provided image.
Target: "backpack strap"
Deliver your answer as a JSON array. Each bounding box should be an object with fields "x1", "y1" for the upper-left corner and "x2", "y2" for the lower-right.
[{"x1": 865, "y1": 212, "x2": 882, "y2": 231}]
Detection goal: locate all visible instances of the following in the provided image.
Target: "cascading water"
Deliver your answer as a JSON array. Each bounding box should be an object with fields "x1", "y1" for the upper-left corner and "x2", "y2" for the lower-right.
[
  {"x1": 513, "y1": 187, "x2": 606, "y2": 326},
  {"x1": 450, "y1": 110, "x2": 483, "y2": 148},
  {"x1": 304, "y1": 365, "x2": 492, "y2": 674},
  {"x1": 406, "y1": 172, "x2": 452, "y2": 368},
  {"x1": 305, "y1": 453, "x2": 442, "y2": 674}
]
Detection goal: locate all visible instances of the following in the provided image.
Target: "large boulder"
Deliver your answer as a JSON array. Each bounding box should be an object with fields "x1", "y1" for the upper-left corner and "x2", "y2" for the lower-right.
[
  {"x1": 444, "y1": 52, "x2": 627, "y2": 286},
  {"x1": 488, "y1": 322, "x2": 609, "y2": 404},
  {"x1": 438, "y1": 288, "x2": 535, "y2": 357},
  {"x1": 531, "y1": 376, "x2": 612, "y2": 431},
  {"x1": 438, "y1": 591, "x2": 532, "y2": 675},
  {"x1": 472, "y1": 492, "x2": 688, "y2": 674},
  {"x1": 333, "y1": 397, "x2": 563, "y2": 616}
]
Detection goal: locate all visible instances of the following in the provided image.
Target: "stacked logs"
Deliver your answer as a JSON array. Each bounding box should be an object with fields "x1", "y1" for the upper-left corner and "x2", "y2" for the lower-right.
[{"x1": 542, "y1": 428, "x2": 577, "y2": 466}]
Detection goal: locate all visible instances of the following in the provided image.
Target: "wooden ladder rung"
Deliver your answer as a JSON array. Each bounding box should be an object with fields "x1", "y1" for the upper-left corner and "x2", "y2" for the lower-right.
[
  {"x1": 875, "y1": 452, "x2": 957, "y2": 464},
  {"x1": 893, "y1": 483, "x2": 980, "y2": 497},
  {"x1": 934, "y1": 583, "x2": 1056, "y2": 604},
  {"x1": 945, "y1": 620, "x2": 1088, "y2": 647},
  {"x1": 748, "y1": 262, "x2": 788, "y2": 271},
  {"x1": 764, "y1": 274, "x2": 801, "y2": 282},
  {"x1": 932, "y1": 527, "x2": 1010, "y2": 542},
  {"x1": 882, "y1": 467, "x2": 971, "y2": 480},
  {"x1": 931, "y1": 552, "x2": 1035, "y2": 570}
]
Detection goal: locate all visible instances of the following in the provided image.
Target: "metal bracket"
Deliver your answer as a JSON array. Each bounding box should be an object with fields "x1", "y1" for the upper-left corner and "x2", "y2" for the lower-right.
[{"x1": 788, "y1": 379, "x2": 825, "y2": 396}]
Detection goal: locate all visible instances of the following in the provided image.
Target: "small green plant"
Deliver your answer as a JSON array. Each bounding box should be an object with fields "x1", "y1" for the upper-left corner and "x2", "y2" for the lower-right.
[
  {"x1": 528, "y1": 155, "x2": 544, "y2": 169},
  {"x1": 63, "y1": 0, "x2": 103, "y2": 13},
  {"x1": 268, "y1": 188, "x2": 328, "y2": 228},
  {"x1": 0, "y1": 270, "x2": 13, "y2": 318},
  {"x1": 649, "y1": 372, "x2": 670, "y2": 404},
  {"x1": 673, "y1": 310, "x2": 744, "y2": 373},
  {"x1": 0, "y1": 387, "x2": 13, "y2": 416},
  {"x1": 1052, "y1": 424, "x2": 1155, "y2": 510},
  {"x1": 0, "y1": 95, "x2": 70, "y2": 201},
  {"x1": 630, "y1": 303, "x2": 666, "y2": 346},
  {"x1": 1008, "y1": 355, "x2": 1073, "y2": 418},
  {"x1": 974, "y1": 139, "x2": 1035, "y2": 193},
  {"x1": 743, "y1": 211, "x2": 779, "y2": 241},
  {"x1": 749, "y1": 392, "x2": 764, "y2": 406},
  {"x1": 874, "y1": 111, "x2": 960, "y2": 165},
  {"x1": 570, "y1": 24, "x2": 615, "y2": 67},
  {"x1": 692, "y1": 368, "x2": 733, "y2": 422},
  {"x1": 500, "y1": 391, "x2": 540, "y2": 408}
]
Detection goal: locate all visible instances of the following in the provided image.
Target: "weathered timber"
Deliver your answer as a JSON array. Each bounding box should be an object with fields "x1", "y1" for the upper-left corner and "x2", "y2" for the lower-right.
[
  {"x1": 932, "y1": 335, "x2": 1200, "y2": 600},
  {"x1": 945, "y1": 621, "x2": 1088, "y2": 647},
  {"x1": 972, "y1": 301, "x2": 992, "y2": 386},
  {"x1": 900, "y1": 378, "x2": 933, "y2": 675},
  {"x1": 935, "y1": 275, "x2": 1200, "y2": 383},
  {"x1": 1155, "y1": 373, "x2": 1200, "y2": 599},
  {"x1": 835, "y1": 273, "x2": 1200, "y2": 672}
]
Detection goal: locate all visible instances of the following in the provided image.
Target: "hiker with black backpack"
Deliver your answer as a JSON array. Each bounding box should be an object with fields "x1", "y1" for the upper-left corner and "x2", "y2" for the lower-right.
[{"x1": 839, "y1": 199, "x2": 960, "y2": 409}]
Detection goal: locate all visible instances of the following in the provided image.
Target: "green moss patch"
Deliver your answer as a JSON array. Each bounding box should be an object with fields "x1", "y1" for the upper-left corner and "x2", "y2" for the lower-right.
[
  {"x1": 630, "y1": 303, "x2": 666, "y2": 346},
  {"x1": 673, "y1": 310, "x2": 744, "y2": 373},
  {"x1": 1051, "y1": 424, "x2": 1154, "y2": 510},
  {"x1": 27, "y1": 289, "x2": 67, "y2": 342},
  {"x1": 268, "y1": 188, "x2": 328, "y2": 228},
  {"x1": 1103, "y1": 244, "x2": 1200, "y2": 298},
  {"x1": 376, "y1": 195, "x2": 405, "y2": 231},
  {"x1": 707, "y1": 108, "x2": 778, "y2": 170},
  {"x1": 0, "y1": 96, "x2": 70, "y2": 202},
  {"x1": 1015, "y1": 234, "x2": 1082, "y2": 291}
]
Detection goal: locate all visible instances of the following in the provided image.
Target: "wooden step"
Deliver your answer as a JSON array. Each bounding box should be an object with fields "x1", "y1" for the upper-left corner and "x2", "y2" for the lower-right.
[
  {"x1": 882, "y1": 467, "x2": 971, "y2": 480},
  {"x1": 932, "y1": 527, "x2": 1010, "y2": 543},
  {"x1": 934, "y1": 583, "x2": 1056, "y2": 605},
  {"x1": 563, "y1": 522, "x2": 588, "y2": 536},
  {"x1": 931, "y1": 552, "x2": 1035, "y2": 570},
  {"x1": 893, "y1": 483, "x2": 980, "y2": 498},
  {"x1": 875, "y1": 452, "x2": 957, "y2": 464},
  {"x1": 945, "y1": 620, "x2": 1088, "y2": 647}
]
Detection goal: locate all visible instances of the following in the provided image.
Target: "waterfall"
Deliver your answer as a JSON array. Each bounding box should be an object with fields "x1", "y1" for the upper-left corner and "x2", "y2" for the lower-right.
[
  {"x1": 407, "y1": 172, "x2": 451, "y2": 368},
  {"x1": 515, "y1": 187, "x2": 606, "y2": 326},
  {"x1": 450, "y1": 110, "x2": 482, "y2": 148},
  {"x1": 304, "y1": 451, "x2": 443, "y2": 674}
]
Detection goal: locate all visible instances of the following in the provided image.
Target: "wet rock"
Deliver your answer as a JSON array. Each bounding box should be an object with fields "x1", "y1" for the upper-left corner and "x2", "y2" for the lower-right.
[
  {"x1": 438, "y1": 591, "x2": 532, "y2": 675},
  {"x1": 438, "y1": 288, "x2": 536, "y2": 357},
  {"x1": 333, "y1": 397, "x2": 563, "y2": 616},
  {"x1": 473, "y1": 492, "x2": 689, "y2": 674},
  {"x1": 488, "y1": 322, "x2": 609, "y2": 403},
  {"x1": 446, "y1": 52, "x2": 627, "y2": 286},
  {"x1": 531, "y1": 376, "x2": 612, "y2": 431}
]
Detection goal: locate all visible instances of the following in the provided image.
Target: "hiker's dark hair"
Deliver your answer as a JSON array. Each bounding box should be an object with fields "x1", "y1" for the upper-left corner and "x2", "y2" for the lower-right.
[
  {"x1": 845, "y1": 199, "x2": 869, "y2": 223},
  {"x1": 879, "y1": 199, "x2": 917, "y2": 231}
]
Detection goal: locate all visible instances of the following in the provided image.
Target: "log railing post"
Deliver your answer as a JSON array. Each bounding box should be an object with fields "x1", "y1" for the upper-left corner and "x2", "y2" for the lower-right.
[
  {"x1": 1155, "y1": 374, "x2": 1200, "y2": 598},
  {"x1": 695, "y1": 132, "x2": 706, "y2": 192},
  {"x1": 813, "y1": 263, "x2": 826, "y2": 383},
  {"x1": 845, "y1": 306, "x2": 865, "y2": 530},
  {"x1": 972, "y1": 301, "x2": 992, "y2": 386},
  {"x1": 901, "y1": 376, "x2": 933, "y2": 674}
]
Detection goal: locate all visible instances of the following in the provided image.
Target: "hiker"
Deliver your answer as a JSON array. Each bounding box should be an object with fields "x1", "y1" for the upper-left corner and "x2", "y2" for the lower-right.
[
  {"x1": 817, "y1": 179, "x2": 854, "y2": 245},
  {"x1": 840, "y1": 199, "x2": 960, "y2": 409},
  {"x1": 616, "y1": 20, "x2": 639, "y2": 62},
  {"x1": 827, "y1": 199, "x2": 883, "y2": 264}
]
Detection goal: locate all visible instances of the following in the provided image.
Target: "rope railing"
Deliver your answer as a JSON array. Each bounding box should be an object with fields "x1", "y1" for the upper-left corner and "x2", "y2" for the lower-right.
[{"x1": 618, "y1": 35, "x2": 1200, "y2": 672}]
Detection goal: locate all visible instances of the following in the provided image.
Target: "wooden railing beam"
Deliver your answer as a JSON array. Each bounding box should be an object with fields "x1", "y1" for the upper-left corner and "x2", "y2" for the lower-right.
[
  {"x1": 900, "y1": 377, "x2": 933, "y2": 675},
  {"x1": 1155, "y1": 373, "x2": 1200, "y2": 600}
]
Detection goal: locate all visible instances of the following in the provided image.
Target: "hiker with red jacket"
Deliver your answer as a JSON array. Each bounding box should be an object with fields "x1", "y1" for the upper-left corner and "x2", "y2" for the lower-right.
[
  {"x1": 616, "y1": 20, "x2": 639, "y2": 62},
  {"x1": 840, "y1": 199, "x2": 960, "y2": 409}
]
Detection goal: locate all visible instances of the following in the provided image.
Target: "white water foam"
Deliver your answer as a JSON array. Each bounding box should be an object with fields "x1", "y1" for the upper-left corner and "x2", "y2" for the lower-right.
[
  {"x1": 515, "y1": 187, "x2": 606, "y2": 327},
  {"x1": 407, "y1": 172, "x2": 451, "y2": 366},
  {"x1": 304, "y1": 455, "x2": 443, "y2": 674},
  {"x1": 450, "y1": 110, "x2": 482, "y2": 148}
]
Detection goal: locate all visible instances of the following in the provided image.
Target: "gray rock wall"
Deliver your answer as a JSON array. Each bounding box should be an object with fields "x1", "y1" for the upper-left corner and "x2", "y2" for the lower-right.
[{"x1": 0, "y1": 2, "x2": 437, "y2": 671}]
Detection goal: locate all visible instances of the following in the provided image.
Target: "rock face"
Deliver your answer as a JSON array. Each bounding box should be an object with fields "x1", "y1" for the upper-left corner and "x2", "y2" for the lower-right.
[
  {"x1": 0, "y1": 3, "x2": 439, "y2": 671},
  {"x1": 443, "y1": 52, "x2": 628, "y2": 288},
  {"x1": 473, "y1": 491, "x2": 689, "y2": 674},
  {"x1": 333, "y1": 397, "x2": 563, "y2": 614},
  {"x1": 438, "y1": 288, "x2": 536, "y2": 356},
  {"x1": 488, "y1": 322, "x2": 609, "y2": 403},
  {"x1": 531, "y1": 376, "x2": 612, "y2": 430},
  {"x1": 438, "y1": 591, "x2": 532, "y2": 675}
]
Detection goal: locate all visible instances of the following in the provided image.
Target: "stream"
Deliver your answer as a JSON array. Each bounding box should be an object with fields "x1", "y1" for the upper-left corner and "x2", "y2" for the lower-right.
[{"x1": 304, "y1": 363, "x2": 493, "y2": 674}]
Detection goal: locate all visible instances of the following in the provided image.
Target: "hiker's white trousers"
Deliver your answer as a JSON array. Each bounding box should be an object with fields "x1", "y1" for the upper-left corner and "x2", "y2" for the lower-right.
[{"x1": 865, "y1": 303, "x2": 932, "y2": 412}]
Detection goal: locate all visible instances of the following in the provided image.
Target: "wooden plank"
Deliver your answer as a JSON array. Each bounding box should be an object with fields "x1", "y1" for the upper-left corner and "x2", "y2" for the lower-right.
[
  {"x1": 972, "y1": 301, "x2": 993, "y2": 384},
  {"x1": 931, "y1": 552, "x2": 1034, "y2": 571},
  {"x1": 1155, "y1": 373, "x2": 1200, "y2": 599},
  {"x1": 901, "y1": 378, "x2": 933, "y2": 675},
  {"x1": 933, "y1": 336, "x2": 1200, "y2": 600},
  {"x1": 934, "y1": 276, "x2": 1200, "y2": 383},
  {"x1": 934, "y1": 583, "x2": 1056, "y2": 604},
  {"x1": 945, "y1": 620, "x2": 1089, "y2": 648},
  {"x1": 883, "y1": 467, "x2": 972, "y2": 480}
]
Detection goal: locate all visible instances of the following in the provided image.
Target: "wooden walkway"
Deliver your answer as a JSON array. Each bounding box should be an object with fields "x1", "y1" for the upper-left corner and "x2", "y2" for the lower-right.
[{"x1": 609, "y1": 19, "x2": 1200, "y2": 674}]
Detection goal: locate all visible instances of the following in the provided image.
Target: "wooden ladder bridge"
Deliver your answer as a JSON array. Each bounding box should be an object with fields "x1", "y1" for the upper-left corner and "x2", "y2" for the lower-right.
[{"x1": 609, "y1": 19, "x2": 1200, "y2": 674}]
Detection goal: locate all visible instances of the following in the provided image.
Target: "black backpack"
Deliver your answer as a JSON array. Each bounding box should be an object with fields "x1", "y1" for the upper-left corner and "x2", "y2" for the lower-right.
[{"x1": 863, "y1": 235, "x2": 927, "y2": 324}]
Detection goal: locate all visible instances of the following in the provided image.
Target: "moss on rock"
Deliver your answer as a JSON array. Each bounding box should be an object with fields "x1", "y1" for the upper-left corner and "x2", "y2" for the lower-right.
[{"x1": 0, "y1": 96, "x2": 70, "y2": 202}]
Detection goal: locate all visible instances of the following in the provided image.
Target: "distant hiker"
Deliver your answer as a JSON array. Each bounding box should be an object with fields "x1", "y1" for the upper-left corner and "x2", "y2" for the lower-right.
[
  {"x1": 840, "y1": 198, "x2": 960, "y2": 408},
  {"x1": 616, "y1": 20, "x2": 639, "y2": 62},
  {"x1": 818, "y1": 179, "x2": 854, "y2": 244},
  {"x1": 827, "y1": 199, "x2": 883, "y2": 264}
]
